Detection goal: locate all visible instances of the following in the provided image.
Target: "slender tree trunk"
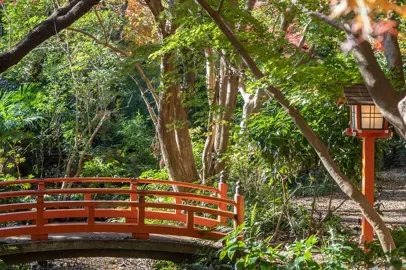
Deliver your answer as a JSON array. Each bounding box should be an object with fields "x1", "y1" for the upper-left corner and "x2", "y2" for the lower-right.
[
  {"x1": 195, "y1": 0, "x2": 395, "y2": 253},
  {"x1": 213, "y1": 58, "x2": 238, "y2": 175},
  {"x1": 62, "y1": 110, "x2": 110, "y2": 189},
  {"x1": 201, "y1": 52, "x2": 239, "y2": 183},
  {"x1": 144, "y1": 0, "x2": 199, "y2": 183},
  {"x1": 73, "y1": 110, "x2": 109, "y2": 178},
  {"x1": 157, "y1": 52, "x2": 199, "y2": 182},
  {"x1": 202, "y1": 48, "x2": 217, "y2": 182}
]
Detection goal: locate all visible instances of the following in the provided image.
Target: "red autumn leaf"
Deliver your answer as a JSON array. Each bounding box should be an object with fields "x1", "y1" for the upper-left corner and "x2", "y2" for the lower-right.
[
  {"x1": 373, "y1": 40, "x2": 384, "y2": 51},
  {"x1": 374, "y1": 20, "x2": 398, "y2": 37}
]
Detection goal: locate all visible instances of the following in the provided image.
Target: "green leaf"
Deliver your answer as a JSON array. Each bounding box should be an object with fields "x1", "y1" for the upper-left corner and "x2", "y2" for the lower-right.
[{"x1": 219, "y1": 249, "x2": 228, "y2": 260}]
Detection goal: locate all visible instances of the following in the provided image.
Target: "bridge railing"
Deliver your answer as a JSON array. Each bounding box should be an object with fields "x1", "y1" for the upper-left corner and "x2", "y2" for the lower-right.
[{"x1": 0, "y1": 177, "x2": 244, "y2": 241}]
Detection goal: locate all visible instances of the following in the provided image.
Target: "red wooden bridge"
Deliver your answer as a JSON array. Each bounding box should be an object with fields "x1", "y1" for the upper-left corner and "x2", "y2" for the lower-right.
[{"x1": 0, "y1": 177, "x2": 244, "y2": 264}]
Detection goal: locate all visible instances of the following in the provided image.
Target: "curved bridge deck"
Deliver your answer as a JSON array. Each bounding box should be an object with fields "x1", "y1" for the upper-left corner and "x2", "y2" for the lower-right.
[
  {"x1": 0, "y1": 233, "x2": 220, "y2": 264},
  {"x1": 0, "y1": 177, "x2": 244, "y2": 264}
]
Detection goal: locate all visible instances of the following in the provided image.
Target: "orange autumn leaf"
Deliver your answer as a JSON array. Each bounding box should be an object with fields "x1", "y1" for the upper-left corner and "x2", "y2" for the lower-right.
[{"x1": 330, "y1": 0, "x2": 404, "y2": 39}]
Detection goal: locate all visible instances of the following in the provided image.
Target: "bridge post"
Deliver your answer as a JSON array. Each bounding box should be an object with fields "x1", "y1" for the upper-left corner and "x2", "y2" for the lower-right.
[
  {"x1": 87, "y1": 205, "x2": 95, "y2": 225},
  {"x1": 31, "y1": 180, "x2": 48, "y2": 241},
  {"x1": 133, "y1": 193, "x2": 149, "y2": 239},
  {"x1": 175, "y1": 197, "x2": 182, "y2": 216},
  {"x1": 85, "y1": 193, "x2": 95, "y2": 225},
  {"x1": 126, "y1": 179, "x2": 138, "y2": 225},
  {"x1": 234, "y1": 181, "x2": 244, "y2": 230},
  {"x1": 187, "y1": 211, "x2": 194, "y2": 230},
  {"x1": 218, "y1": 171, "x2": 228, "y2": 224},
  {"x1": 84, "y1": 193, "x2": 92, "y2": 222}
]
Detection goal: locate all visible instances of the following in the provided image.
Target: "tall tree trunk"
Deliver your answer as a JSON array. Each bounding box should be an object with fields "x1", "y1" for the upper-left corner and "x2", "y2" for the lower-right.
[
  {"x1": 201, "y1": 51, "x2": 239, "y2": 183},
  {"x1": 213, "y1": 57, "x2": 238, "y2": 175},
  {"x1": 202, "y1": 0, "x2": 259, "y2": 183},
  {"x1": 202, "y1": 48, "x2": 217, "y2": 182},
  {"x1": 145, "y1": 0, "x2": 199, "y2": 183},
  {"x1": 382, "y1": 17, "x2": 404, "y2": 92},
  {"x1": 157, "y1": 53, "x2": 199, "y2": 182},
  {"x1": 195, "y1": 0, "x2": 396, "y2": 253}
]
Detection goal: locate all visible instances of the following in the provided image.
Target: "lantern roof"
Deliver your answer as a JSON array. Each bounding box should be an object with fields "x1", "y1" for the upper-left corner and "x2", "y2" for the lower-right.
[{"x1": 343, "y1": 84, "x2": 374, "y2": 105}]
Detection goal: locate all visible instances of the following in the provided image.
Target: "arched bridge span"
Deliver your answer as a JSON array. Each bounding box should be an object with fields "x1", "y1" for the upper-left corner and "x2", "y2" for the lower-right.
[{"x1": 0, "y1": 177, "x2": 244, "y2": 264}]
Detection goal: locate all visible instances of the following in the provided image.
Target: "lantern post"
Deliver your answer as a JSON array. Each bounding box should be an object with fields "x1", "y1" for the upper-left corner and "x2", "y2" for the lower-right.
[{"x1": 343, "y1": 84, "x2": 392, "y2": 245}]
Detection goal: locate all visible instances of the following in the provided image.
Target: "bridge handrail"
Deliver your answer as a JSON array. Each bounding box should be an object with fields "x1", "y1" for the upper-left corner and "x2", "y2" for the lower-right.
[
  {"x1": 0, "y1": 201, "x2": 235, "y2": 219},
  {"x1": 0, "y1": 189, "x2": 236, "y2": 206},
  {"x1": 0, "y1": 178, "x2": 220, "y2": 193}
]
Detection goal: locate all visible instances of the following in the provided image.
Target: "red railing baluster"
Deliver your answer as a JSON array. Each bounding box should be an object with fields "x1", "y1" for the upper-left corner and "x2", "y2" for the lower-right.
[
  {"x1": 187, "y1": 210, "x2": 194, "y2": 230},
  {"x1": 134, "y1": 193, "x2": 149, "y2": 239},
  {"x1": 87, "y1": 205, "x2": 95, "y2": 225},
  {"x1": 31, "y1": 180, "x2": 48, "y2": 241},
  {"x1": 175, "y1": 197, "x2": 182, "y2": 216},
  {"x1": 85, "y1": 193, "x2": 95, "y2": 225},
  {"x1": 126, "y1": 179, "x2": 138, "y2": 224},
  {"x1": 218, "y1": 171, "x2": 228, "y2": 224},
  {"x1": 84, "y1": 193, "x2": 92, "y2": 201},
  {"x1": 234, "y1": 181, "x2": 244, "y2": 230},
  {"x1": 84, "y1": 193, "x2": 91, "y2": 218}
]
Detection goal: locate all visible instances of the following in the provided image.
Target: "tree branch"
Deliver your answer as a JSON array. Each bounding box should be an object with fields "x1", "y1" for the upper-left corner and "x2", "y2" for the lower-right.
[
  {"x1": 217, "y1": 0, "x2": 224, "y2": 12},
  {"x1": 0, "y1": 0, "x2": 100, "y2": 73},
  {"x1": 68, "y1": 27, "x2": 130, "y2": 56},
  {"x1": 131, "y1": 75, "x2": 158, "y2": 126},
  {"x1": 134, "y1": 64, "x2": 159, "y2": 104},
  {"x1": 68, "y1": 27, "x2": 160, "y2": 107},
  {"x1": 94, "y1": 8, "x2": 109, "y2": 43},
  {"x1": 297, "y1": 19, "x2": 312, "y2": 51},
  {"x1": 311, "y1": 10, "x2": 406, "y2": 139},
  {"x1": 74, "y1": 109, "x2": 110, "y2": 177},
  {"x1": 309, "y1": 12, "x2": 345, "y2": 31}
]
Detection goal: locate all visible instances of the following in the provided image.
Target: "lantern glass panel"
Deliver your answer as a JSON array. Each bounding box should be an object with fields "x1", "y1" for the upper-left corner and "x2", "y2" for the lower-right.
[
  {"x1": 351, "y1": 105, "x2": 357, "y2": 129},
  {"x1": 360, "y1": 105, "x2": 384, "y2": 129}
]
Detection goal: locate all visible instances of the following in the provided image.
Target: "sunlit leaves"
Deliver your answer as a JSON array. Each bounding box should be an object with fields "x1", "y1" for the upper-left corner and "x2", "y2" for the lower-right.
[
  {"x1": 330, "y1": 0, "x2": 406, "y2": 38},
  {"x1": 125, "y1": 0, "x2": 158, "y2": 45}
]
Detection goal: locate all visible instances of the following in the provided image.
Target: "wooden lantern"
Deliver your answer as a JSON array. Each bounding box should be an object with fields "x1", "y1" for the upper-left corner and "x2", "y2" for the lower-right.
[
  {"x1": 343, "y1": 84, "x2": 392, "y2": 245},
  {"x1": 344, "y1": 84, "x2": 391, "y2": 139}
]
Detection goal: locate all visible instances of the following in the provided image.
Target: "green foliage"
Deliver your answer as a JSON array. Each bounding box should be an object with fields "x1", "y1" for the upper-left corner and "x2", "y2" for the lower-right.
[
  {"x1": 140, "y1": 169, "x2": 169, "y2": 180},
  {"x1": 219, "y1": 224, "x2": 319, "y2": 270},
  {"x1": 392, "y1": 226, "x2": 406, "y2": 257},
  {"x1": 81, "y1": 113, "x2": 157, "y2": 177},
  {"x1": 241, "y1": 93, "x2": 364, "y2": 184},
  {"x1": 219, "y1": 222, "x2": 406, "y2": 269},
  {"x1": 153, "y1": 260, "x2": 180, "y2": 270}
]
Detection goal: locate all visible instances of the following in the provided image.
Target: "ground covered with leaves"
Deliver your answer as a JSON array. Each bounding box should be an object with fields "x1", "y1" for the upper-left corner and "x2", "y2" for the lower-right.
[
  {"x1": 295, "y1": 168, "x2": 406, "y2": 228},
  {"x1": 20, "y1": 258, "x2": 157, "y2": 270}
]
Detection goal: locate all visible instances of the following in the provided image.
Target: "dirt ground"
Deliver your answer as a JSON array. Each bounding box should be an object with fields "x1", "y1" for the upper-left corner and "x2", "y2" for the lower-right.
[
  {"x1": 28, "y1": 258, "x2": 157, "y2": 270},
  {"x1": 295, "y1": 168, "x2": 406, "y2": 228}
]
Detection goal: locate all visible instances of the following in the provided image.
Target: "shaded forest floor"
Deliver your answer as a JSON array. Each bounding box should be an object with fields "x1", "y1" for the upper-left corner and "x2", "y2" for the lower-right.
[
  {"x1": 28, "y1": 258, "x2": 157, "y2": 270},
  {"x1": 295, "y1": 168, "x2": 406, "y2": 228}
]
